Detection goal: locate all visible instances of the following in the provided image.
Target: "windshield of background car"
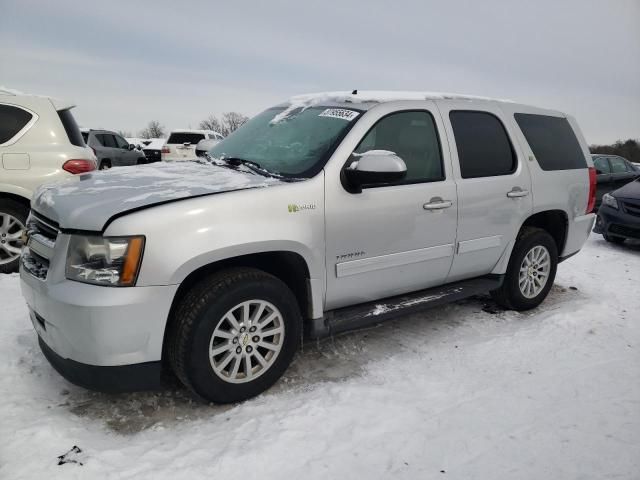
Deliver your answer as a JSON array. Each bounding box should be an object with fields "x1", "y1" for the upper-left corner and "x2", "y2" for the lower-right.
[
  {"x1": 167, "y1": 132, "x2": 206, "y2": 144},
  {"x1": 208, "y1": 106, "x2": 362, "y2": 177}
]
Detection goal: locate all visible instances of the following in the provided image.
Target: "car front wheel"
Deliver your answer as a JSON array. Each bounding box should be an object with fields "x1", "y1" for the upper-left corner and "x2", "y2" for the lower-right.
[
  {"x1": 0, "y1": 199, "x2": 28, "y2": 274},
  {"x1": 168, "y1": 268, "x2": 301, "y2": 403},
  {"x1": 491, "y1": 227, "x2": 558, "y2": 311}
]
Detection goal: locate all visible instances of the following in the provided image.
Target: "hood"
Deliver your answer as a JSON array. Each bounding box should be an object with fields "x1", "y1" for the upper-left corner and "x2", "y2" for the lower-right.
[
  {"x1": 32, "y1": 161, "x2": 284, "y2": 231},
  {"x1": 613, "y1": 179, "x2": 640, "y2": 200}
]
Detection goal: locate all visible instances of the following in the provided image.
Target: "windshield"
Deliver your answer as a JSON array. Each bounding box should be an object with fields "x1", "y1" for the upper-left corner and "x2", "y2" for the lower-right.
[
  {"x1": 208, "y1": 106, "x2": 362, "y2": 177},
  {"x1": 167, "y1": 132, "x2": 205, "y2": 144}
]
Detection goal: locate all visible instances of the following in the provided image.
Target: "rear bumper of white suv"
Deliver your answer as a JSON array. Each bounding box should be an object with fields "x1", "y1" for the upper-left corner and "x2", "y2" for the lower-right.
[
  {"x1": 562, "y1": 213, "x2": 596, "y2": 257},
  {"x1": 20, "y1": 259, "x2": 178, "y2": 392}
]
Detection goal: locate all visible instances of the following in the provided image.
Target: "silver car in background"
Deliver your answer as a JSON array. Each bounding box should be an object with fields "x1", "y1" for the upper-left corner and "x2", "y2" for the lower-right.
[{"x1": 82, "y1": 129, "x2": 146, "y2": 170}]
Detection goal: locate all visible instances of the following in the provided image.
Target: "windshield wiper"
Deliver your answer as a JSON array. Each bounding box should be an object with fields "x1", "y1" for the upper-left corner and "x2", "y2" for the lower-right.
[{"x1": 212, "y1": 156, "x2": 283, "y2": 179}]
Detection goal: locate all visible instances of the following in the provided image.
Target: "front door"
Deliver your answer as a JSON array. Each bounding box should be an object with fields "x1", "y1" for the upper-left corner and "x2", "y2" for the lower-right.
[{"x1": 324, "y1": 104, "x2": 458, "y2": 310}]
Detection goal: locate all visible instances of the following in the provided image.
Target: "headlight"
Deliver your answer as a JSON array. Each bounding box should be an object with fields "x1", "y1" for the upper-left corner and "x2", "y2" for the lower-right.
[
  {"x1": 65, "y1": 235, "x2": 145, "y2": 286},
  {"x1": 602, "y1": 193, "x2": 618, "y2": 210}
]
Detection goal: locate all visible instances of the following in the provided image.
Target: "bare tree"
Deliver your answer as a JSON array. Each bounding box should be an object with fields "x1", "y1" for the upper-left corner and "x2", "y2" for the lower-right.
[
  {"x1": 222, "y1": 112, "x2": 249, "y2": 135},
  {"x1": 199, "y1": 115, "x2": 225, "y2": 134},
  {"x1": 198, "y1": 112, "x2": 249, "y2": 137},
  {"x1": 139, "y1": 120, "x2": 165, "y2": 139}
]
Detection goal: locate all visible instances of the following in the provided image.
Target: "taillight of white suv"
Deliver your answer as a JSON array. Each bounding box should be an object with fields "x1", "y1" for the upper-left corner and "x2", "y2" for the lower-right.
[{"x1": 62, "y1": 159, "x2": 97, "y2": 174}]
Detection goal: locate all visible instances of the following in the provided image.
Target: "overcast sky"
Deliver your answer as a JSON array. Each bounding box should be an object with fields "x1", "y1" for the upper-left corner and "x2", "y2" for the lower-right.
[{"x1": 1, "y1": 0, "x2": 638, "y2": 144}]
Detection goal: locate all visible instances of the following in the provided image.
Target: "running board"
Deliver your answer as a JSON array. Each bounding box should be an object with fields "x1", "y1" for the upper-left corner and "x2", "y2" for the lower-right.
[{"x1": 308, "y1": 275, "x2": 503, "y2": 339}]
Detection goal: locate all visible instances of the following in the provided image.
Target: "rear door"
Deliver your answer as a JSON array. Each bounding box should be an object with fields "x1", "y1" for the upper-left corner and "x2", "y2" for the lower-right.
[
  {"x1": 610, "y1": 156, "x2": 637, "y2": 189},
  {"x1": 114, "y1": 134, "x2": 137, "y2": 165},
  {"x1": 439, "y1": 103, "x2": 532, "y2": 281}
]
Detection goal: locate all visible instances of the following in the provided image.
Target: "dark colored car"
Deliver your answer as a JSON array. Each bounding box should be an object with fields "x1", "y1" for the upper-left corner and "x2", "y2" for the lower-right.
[
  {"x1": 142, "y1": 138, "x2": 165, "y2": 164},
  {"x1": 592, "y1": 154, "x2": 640, "y2": 208},
  {"x1": 593, "y1": 178, "x2": 640, "y2": 244}
]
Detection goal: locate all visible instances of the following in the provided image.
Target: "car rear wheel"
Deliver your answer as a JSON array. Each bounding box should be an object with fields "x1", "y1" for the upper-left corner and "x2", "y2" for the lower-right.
[
  {"x1": 491, "y1": 227, "x2": 558, "y2": 311},
  {"x1": 0, "y1": 199, "x2": 28, "y2": 274},
  {"x1": 168, "y1": 267, "x2": 301, "y2": 403}
]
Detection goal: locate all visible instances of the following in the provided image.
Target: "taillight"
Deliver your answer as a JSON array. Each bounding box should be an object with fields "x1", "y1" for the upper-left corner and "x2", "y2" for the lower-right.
[
  {"x1": 587, "y1": 167, "x2": 597, "y2": 213},
  {"x1": 63, "y1": 159, "x2": 96, "y2": 174},
  {"x1": 161, "y1": 146, "x2": 170, "y2": 154}
]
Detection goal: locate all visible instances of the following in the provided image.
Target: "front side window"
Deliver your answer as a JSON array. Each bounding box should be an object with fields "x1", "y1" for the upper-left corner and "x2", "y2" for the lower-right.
[
  {"x1": 450, "y1": 111, "x2": 516, "y2": 178},
  {"x1": 114, "y1": 135, "x2": 129, "y2": 149},
  {"x1": 97, "y1": 134, "x2": 117, "y2": 148},
  {"x1": 209, "y1": 106, "x2": 361, "y2": 177},
  {"x1": 610, "y1": 157, "x2": 630, "y2": 173},
  {"x1": 0, "y1": 104, "x2": 34, "y2": 144},
  {"x1": 353, "y1": 110, "x2": 443, "y2": 183},
  {"x1": 593, "y1": 157, "x2": 611, "y2": 174}
]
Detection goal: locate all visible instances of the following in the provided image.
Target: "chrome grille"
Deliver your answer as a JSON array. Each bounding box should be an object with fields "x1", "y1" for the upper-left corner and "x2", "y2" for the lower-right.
[{"x1": 22, "y1": 211, "x2": 59, "y2": 280}]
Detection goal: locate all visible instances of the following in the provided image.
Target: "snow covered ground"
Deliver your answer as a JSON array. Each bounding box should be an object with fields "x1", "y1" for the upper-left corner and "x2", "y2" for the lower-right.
[{"x1": 1, "y1": 235, "x2": 639, "y2": 479}]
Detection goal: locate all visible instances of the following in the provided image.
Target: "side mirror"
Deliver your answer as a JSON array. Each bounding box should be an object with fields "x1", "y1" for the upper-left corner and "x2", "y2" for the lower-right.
[
  {"x1": 343, "y1": 150, "x2": 407, "y2": 193},
  {"x1": 128, "y1": 144, "x2": 135, "y2": 150}
]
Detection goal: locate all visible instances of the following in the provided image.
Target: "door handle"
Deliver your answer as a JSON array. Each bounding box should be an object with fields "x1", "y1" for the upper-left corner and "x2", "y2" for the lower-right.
[
  {"x1": 423, "y1": 197, "x2": 453, "y2": 210},
  {"x1": 506, "y1": 187, "x2": 529, "y2": 198}
]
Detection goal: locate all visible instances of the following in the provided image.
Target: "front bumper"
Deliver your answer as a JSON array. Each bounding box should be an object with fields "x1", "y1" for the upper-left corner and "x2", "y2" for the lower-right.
[
  {"x1": 593, "y1": 203, "x2": 640, "y2": 239},
  {"x1": 21, "y1": 266, "x2": 179, "y2": 390}
]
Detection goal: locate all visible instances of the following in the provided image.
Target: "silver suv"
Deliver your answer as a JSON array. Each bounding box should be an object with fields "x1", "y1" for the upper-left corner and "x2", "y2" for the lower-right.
[
  {"x1": 20, "y1": 91, "x2": 596, "y2": 403},
  {"x1": 82, "y1": 129, "x2": 146, "y2": 170}
]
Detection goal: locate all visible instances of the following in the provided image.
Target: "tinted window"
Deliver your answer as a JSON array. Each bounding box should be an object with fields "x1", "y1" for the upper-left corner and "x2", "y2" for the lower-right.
[
  {"x1": 354, "y1": 111, "x2": 443, "y2": 183},
  {"x1": 450, "y1": 111, "x2": 516, "y2": 178},
  {"x1": 593, "y1": 157, "x2": 611, "y2": 174},
  {"x1": 610, "y1": 157, "x2": 630, "y2": 173},
  {"x1": 57, "y1": 109, "x2": 85, "y2": 147},
  {"x1": 81, "y1": 131, "x2": 89, "y2": 143},
  {"x1": 167, "y1": 132, "x2": 205, "y2": 144},
  {"x1": 514, "y1": 113, "x2": 586, "y2": 170},
  {"x1": 114, "y1": 135, "x2": 129, "y2": 149},
  {"x1": 0, "y1": 104, "x2": 33, "y2": 144},
  {"x1": 97, "y1": 134, "x2": 117, "y2": 148}
]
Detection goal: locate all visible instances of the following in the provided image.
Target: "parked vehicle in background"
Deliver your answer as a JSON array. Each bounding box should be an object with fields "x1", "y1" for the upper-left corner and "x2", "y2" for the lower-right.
[
  {"x1": 126, "y1": 137, "x2": 151, "y2": 151},
  {"x1": 162, "y1": 129, "x2": 223, "y2": 161},
  {"x1": 195, "y1": 138, "x2": 222, "y2": 158},
  {"x1": 83, "y1": 129, "x2": 146, "y2": 170},
  {"x1": 593, "y1": 178, "x2": 640, "y2": 244},
  {"x1": 21, "y1": 91, "x2": 595, "y2": 403},
  {"x1": 592, "y1": 154, "x2": 640, "y2": 208},
  {"x1": 0, "y1": 87, "x2": 95, "y2": 273},
  {"x1": 142, "y1": 138, "x2": 165, "y2": 164}
]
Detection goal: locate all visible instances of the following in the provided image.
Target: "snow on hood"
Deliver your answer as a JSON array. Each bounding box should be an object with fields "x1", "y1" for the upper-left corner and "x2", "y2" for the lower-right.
[{"x1": 32, "y1": 161, "x2": 283, "y2": 231}]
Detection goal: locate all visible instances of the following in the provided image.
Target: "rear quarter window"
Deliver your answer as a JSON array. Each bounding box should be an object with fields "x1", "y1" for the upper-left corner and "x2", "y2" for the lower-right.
[
  {"x1": 57, "y1": 109, "x2": 85, "y2": 147},
  {"x1": 0, "y1": 104, "x2": 34, "y2": 144},
  {"x1": 167, "y1": 133, "x2": 205, "y2": 144},
  {"x1": 514, "y1": 113, "x2": 586, "y2": 170}
]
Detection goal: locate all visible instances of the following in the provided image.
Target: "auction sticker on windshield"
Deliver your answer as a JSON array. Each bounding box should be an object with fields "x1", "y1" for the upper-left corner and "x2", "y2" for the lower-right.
[{"x1": 318, "y1": 108, "x2": 360, "y2": 121}]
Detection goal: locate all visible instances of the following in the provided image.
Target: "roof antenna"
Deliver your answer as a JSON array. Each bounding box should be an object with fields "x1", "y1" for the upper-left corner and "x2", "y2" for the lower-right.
[{"x1": 351, "y1": 89, "x2": 358, "y2": 95}]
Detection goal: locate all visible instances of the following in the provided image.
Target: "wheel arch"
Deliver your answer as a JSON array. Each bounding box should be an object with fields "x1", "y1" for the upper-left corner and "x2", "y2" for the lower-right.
[
  {"x1": 492, "y1": 209, "x2": 568, "y2": 274},
  {"x1": 162, "y1": 250, "x2": 314, "y2": 364}
]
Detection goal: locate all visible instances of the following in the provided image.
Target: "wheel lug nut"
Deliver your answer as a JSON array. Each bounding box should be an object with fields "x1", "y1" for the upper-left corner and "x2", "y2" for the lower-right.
[
  {"x1": 246, "y1": 346, "x2": 253, "y2": 353},
  {"x1": 249, "y1": 326, "x2": 257, "y2": 333},
  {"x1": 232, "y1": 337, "x2": 238, "y2": 344},
  {"x1": 236, "y1": 346, "x2": 242, "y2": 354},
  {"x1": 252, "y1": 336, "x2": 259, "y2": 342},
  {"x1": 240, "y1": 327, "x2": 246, "y2": 333}
]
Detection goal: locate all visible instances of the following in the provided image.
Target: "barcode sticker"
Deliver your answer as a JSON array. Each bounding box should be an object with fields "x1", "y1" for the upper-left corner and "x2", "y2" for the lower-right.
[{"x1": 318, "y1": 108, "x2": 360, "y2": 121}]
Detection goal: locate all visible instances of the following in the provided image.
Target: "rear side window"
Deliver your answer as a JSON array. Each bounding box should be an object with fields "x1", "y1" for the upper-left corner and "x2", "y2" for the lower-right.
[
  {"x1": 593, "y1": 157, "x2": 611, "y2": 174},
  {"x1": 0, "y1": 104, "x2": 34, "y2": 144},
  {"x1": 57, "y1": 109, "x2": 85, "y2": 147},
  {"x1": 610, "y1": 157, "x2": 630, "y2": 173},
  {"x1": 167, "y1": 132, "x2": 205, "y2": 144},
  {"x1": 81, "y1": 131, "x2": 89, "y2": 143},
  {"x1": 449, "y1": 111, "x2": 516, "y2": 178},
  {"x1": 514, "y1": 113, "x2": 586, "y2": 171}
]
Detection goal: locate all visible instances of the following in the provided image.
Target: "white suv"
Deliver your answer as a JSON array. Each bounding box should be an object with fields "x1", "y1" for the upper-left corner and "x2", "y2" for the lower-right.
[
  {"x1": 161, "y1": 129, "x2": 223, "y2": 161},
  {"x1": 0, "y1": 88, "x2": 96, "y2": 272}
]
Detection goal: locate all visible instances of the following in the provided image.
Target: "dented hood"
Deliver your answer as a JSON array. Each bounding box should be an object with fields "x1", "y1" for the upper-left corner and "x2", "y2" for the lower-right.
[{"x1": 32, "y1": 162, "x2": 283, "y2": 231}]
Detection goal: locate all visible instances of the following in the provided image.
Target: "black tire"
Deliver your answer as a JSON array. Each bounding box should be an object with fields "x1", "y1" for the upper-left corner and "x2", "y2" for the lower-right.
[
  {"x1": 0, "y1": 198, "x2": 28, "y2": 274},
  {"x1": 604, "y1": 234, "x2": 625, "y2": 245},
  {"x1": 168, "y1": 267, "x2": 301, "y2": 403},
  {"x1": 491, "y1": 227, "x2": 558, "y2": 311},
  {"x1": 99, "y1": 159, "x2": 111, "y2": 170}
]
